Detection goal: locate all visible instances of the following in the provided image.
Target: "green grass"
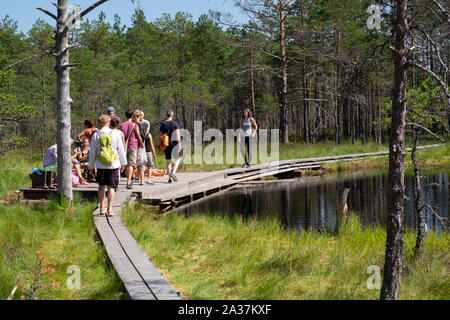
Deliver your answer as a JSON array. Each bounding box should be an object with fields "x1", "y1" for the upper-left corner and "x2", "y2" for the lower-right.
[
  {"x1": 1, "y1": 142, "x2": 448, "y2": 300},
  {"x1": 122, "y1": 203, "x2": 449, "y2": 300},
  {"x1": 321, "y1": 143, "x2": 450, "y2": 173},
  {"x1": 0, "y1": 151, "x2": 42, "y2": 198},
  {"x1": 0, "y1": 196, "x2": 124, "y2": 300},
  {"x1": 0, "y1": 152, "x2": 123, "y2": 300}
]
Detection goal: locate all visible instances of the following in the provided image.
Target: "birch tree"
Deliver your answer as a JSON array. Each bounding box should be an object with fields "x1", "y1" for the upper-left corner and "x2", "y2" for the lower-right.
[{"x1": 37, "y1": 0, "x2": 109, "y2": 201}]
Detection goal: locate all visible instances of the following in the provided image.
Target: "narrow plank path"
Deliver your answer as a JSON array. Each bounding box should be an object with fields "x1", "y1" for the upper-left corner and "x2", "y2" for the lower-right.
[{"x1": 93, "y1": 187, "x2": 181, "y2": 300}]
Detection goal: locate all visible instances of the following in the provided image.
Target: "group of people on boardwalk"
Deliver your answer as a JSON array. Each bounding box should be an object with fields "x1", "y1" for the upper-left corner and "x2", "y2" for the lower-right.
[
  {"x1": 43, "y1": 106, "x2": 258, "y2": 217},
  {"x1": 88, "y1": 108, "x2": 184, "y2": 216}
]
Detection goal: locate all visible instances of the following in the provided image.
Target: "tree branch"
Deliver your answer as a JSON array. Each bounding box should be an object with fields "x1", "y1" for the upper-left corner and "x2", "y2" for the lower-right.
[
  {"x1": 255, "y1": 47, "x2": 281, "y2": 60},
  {"x1": 6, "y1": 277, "x2": 21, "y2": 300},
  {"x1": 64, "y1": 0, "x2": 110, "y2": 33},
  {"x1": 63, "y1": 42, "x2": 80, "y2": 54},
  {"x1": 406, "y1": 123, "x2": 445, "y2": 142},
  {"x1": 419, "y1": 204, "x2": 448, "y2": 229},
  {"x1": 409, "y1": 109, "x2": 449, "y2": 133},
  {"x1": 411, "y1": 26, "x2": 449, "y2": 73},
  {"x1": 51, "y1": 2, "x2": 61, "y2": 10},
  {"x1": 61, "y1": 63, "x2": 81, "y2": 69},
  {"x1": 1, "y1": 52, "x2": 54, "y2": 72},
  {"x1": 432, "y1": 0, "x2": 450, "y2": 25},
  {"x1": 37, "y1": 7, "x2": 57, "y2": 20},
  {"x1": 406, "y1": 61, "x2": 450, "y2": 107}
]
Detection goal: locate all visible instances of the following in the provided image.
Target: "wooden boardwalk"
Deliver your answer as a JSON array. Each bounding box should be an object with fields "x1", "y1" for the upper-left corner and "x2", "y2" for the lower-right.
[
  {"x1": 93, "y1": 189, "x2": 181, "y2": 300},
  {"x1": 20, "y1": 144, "x2": 443, "y2": 300}
]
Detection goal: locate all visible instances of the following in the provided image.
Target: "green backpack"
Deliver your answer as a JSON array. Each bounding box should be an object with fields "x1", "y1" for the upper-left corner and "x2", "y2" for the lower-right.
[{"x1": 97, "y1": 133, "x2": 118, "y2": 166}]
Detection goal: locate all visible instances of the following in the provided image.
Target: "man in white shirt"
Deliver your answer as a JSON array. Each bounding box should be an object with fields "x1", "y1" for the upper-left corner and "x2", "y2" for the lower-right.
[{"x1": 89, "y1": 115, "x2": 127, "y2": 217}]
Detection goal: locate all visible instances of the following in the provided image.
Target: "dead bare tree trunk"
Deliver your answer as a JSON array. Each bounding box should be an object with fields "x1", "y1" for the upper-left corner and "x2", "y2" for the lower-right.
[
  {"x1": 335, "y1": 187, "x2": 350, "y2": 235},
  {"x1": 55, "y1": 0, "x2": 73, "y2": 200},
  {"x1": 250, "y1": 47, "x2": 256, "y2": 115},
  {"x1": 37, "y1": 0, "x2": 110, "y2": 201},
  {"x1": 334, "y1": 28, "x2": 341, "y2": 144},
  {"x1": 380, "y1": 0, "x2": 409, "y2": 301},
  {"x1": 279, "y1": 0, "x2": 289, "y2": 144},
  {"x1": 411, "y1": 130, "x2": 427, "y2": 257}
]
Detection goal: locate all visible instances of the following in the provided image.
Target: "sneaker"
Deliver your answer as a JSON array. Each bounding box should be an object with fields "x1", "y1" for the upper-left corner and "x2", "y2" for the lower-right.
[
  {"x1": 127, "y1": 184, "x2": 133, "y2": 190},
  {"x1": 168, "y1": 178, "x2": 173, "y2": 184},
  {"x1": 170, "y1": 173, "x2": 178, "y2": 182}
]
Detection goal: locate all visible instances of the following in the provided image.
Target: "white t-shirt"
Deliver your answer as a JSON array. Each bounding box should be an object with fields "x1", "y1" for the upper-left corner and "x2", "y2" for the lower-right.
[{"x1": 89, "y1": 127, "x2": 127, "y2": 170}]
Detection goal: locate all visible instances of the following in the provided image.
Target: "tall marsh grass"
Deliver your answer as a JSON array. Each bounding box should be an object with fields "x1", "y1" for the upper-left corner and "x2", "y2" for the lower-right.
[
  {"x1": 0, "y1": 153, "x2": 123, "y2": 300},
  {"x1": 0, "y1": 196, "x2": 123, "y2": 300},
  {"x1": 122, "y1": 203, "x2": 449, "y2": 300}
]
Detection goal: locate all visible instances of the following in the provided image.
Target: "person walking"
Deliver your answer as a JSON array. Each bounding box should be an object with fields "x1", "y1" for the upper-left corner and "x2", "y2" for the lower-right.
[
  {"x1": 119, "y1": 110, "x2": 144, "y2": 189},
  {"x1": 159, "y1": 110, "x2": 182, "y2": 184},
  {"x1": 138, "y1": 118, "x2": 157, "y2": 185},
  {"x1": 110, "y1": 118, "x2": 126, "y2": 150},
  {"x1": 107, "y1": 106, "x2": 122, "y2": 124},
  {"x1": 239, "y1": 108, "x2": 258, "y2": 168},
  {"x1": 89, "y1": 115, "x2": 127, "y2": 217},
  {"x1": 110, "y1": 118, "x2": 126, "y2": 183}
]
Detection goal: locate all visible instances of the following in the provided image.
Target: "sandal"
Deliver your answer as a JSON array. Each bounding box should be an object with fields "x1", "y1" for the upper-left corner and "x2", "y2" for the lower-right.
[
  {"x1": 107, "y1": 210, "x2": 115, "y2": 217},
  {"x1": 99, "y1": 205, "x2": 107, "y2": 216}
]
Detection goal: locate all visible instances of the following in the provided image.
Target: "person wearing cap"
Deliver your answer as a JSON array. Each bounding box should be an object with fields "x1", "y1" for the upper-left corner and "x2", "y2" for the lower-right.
[
  {"x1": 89, "y1": 115, "x2": 127, "y2": 217},
  {"x1": 107, "y1": 107, "x2": 122, "y2": 124}
]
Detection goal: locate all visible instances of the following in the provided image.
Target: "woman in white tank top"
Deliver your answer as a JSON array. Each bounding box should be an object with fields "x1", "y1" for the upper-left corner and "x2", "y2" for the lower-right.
[{"x1": 239, "y1": 108, "x2": 258, "y2": 168}]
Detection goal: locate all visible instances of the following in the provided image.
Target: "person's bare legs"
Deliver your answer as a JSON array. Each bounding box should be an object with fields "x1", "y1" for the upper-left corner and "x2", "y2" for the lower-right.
[
  {"x1": 98, "y1": 185, "x2": 106, "y2": 213},
  {"x1": 107, "y1": 187, "x2": 115, "y2": 215},
  {"x1": 147, "y1": 168, "x2": 153, "y2": 183},
  {"x1": 73, "y1": 162, "x2": 88, "y2": 184},
  {"x1": 126, "y1": 165, "x2": 134, "y2": 185},
  {"x1": 172, "y1": 157, "x2": 182, "y2": 175},
  {"x1": 139, "y1": 169, "x2": 145, "y2": 185},
  {"x1": 166, "y1": 160, "x2": 172, "y2": 175}
]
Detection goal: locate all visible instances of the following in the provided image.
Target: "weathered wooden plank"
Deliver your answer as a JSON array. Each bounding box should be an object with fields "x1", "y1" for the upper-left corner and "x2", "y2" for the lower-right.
[
  {"x1": 94, "y1": 214, "x2": 156, "y2": 300},
  {"x1": 91, "y1": 188, "x2": 180, "y2": 300},
  {"x1": 107, "y1": 216, "x2": 181, "y2": 300}
]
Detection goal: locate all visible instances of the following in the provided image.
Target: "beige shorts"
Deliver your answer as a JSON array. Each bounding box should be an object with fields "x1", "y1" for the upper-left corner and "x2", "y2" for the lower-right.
[
  {"x1": 127, "y1": 148, "x2": 138, "y2": 166},
  {"x1": 138, "y1": 152, "x2": 155, "y2": 172}
]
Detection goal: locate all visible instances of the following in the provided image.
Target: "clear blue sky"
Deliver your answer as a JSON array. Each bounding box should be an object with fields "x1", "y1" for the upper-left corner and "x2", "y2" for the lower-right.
[{"x1": 2, "y1": 0, "x2": 248, "y2": 33}]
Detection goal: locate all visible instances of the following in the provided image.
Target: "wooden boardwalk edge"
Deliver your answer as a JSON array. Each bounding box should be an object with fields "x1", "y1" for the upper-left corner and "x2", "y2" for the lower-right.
[{"x1": 93, "y1": 192, "x2": 181, "y2": 300}]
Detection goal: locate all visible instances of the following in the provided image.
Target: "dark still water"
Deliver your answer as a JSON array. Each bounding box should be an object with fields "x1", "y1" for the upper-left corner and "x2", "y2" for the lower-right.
[{"x1": 182, "y1": 169, "x2": 450, "y2": 233}]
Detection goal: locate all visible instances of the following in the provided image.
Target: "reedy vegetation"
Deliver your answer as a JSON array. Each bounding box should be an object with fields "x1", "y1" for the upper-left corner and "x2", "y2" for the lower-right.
[
  {"x1": 122, "y1": 203, "x2": 449, "y2": 300},
  {"x1": 0, "y1": 153, "x2": 123, "y2": 300}
]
